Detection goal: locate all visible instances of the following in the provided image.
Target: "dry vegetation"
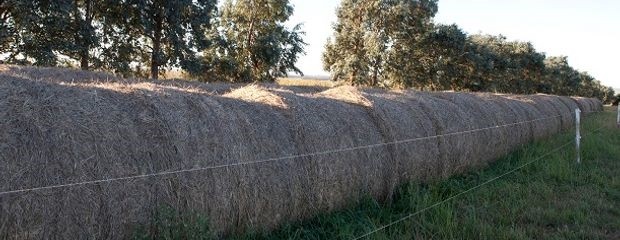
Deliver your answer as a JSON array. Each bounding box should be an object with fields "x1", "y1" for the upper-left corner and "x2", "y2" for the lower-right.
[
  {"x1": 0, "y1": 65, "x2": 603, "y2": 239},
  {"x1": 275, "y1": 77, "x2": 340, "y2": 88}
]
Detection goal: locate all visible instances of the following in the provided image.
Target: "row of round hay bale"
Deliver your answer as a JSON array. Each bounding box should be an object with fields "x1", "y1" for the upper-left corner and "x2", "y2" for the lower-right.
[
  {"x1": 299, "y1": 87, "x2": 392, "y2": 206},
  {"x1": 361, "y1": 90, "x2": 439, "y2": 186},
  {"x1": 571, "y1": 96, "x2": 603, "y2": 114},
  {"x1": 0, "y1": 64, "x2": 121, "y2": 83},
  {"x1": 0, "y1": 64, "x2": 329, "y2": 95},
  {"x1": 430, "y1": 92, "x2": 516, "y2": 169},
  {"x1": 0, "y1": 72, "x2": 604, "y2": 239},
  {"x1": 403, "y1": 91, "x2": 479, "y2": 178},
  {"x1": 0, "y1": 76, "x2": 292, "y2": 238},
  {"x1": 513, "y1": 95, "x2": 561, "y2": 138}
]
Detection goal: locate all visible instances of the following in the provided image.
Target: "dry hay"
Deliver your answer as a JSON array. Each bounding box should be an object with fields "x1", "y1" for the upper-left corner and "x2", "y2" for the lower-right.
[
  {"x1": 0, "y1": 64, "x2": 329, "y2": 95},
  {"x1": 0, "y1": 64, "x2": 121, "y2": 83},
  {"x1": 223, "y1": 85, "x2": 289, "y2": 109},
  {"x1": 0, "y1": 67, "x2": 603, "y2": 239},
  {"x1": 430, "y1": 92, "x2": 513, "y2": 168},
  {"x1": 571, "y1": 96, "x2": 603, "y2": 114}
]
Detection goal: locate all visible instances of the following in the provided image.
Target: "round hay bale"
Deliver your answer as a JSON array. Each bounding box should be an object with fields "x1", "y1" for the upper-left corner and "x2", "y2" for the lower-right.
[
  {"x1": 555, "y1": 96, "x2": 580, "y2": 128},
  {"x1": 0, "y1": 64, "x2": 121, "y2": 83},
  {"x1": 312, "y1": 86, "x2": 393, "y2": 201},
  {"x1": 401, "y1": 91, "x2": 476, "y2": 178},
  {"x1": 362, "y1": 90, "x2": 439, "y2": 191},
  {"x1": 512, "y1": 94, "x2": 563, "y2": 136},
  {"x1": 432, "y1": 92, "x2": 513, "y2": 165}
]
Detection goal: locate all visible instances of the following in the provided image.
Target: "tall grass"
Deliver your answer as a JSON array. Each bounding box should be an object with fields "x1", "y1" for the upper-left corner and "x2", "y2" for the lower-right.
[{"x1": 138, "y1": 108, "x2": 620, "y2": 240}]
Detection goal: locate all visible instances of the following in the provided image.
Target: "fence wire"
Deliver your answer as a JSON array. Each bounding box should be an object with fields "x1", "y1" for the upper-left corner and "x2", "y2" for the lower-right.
[
  {"x1": 0, "y1": 114, "x2": 568, "y2": 196},
  {"x1": 352, "y1": 110, "x2": 608, "y2": 239}
]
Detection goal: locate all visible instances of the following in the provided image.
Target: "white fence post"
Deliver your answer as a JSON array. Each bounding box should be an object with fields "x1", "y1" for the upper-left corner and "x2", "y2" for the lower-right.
[
  {"x1": 617, "y1": 104, "x2": 619, "y2": 128},
  {"x1": 575, "y1": 109, "x2": 581, "y2": 164}
]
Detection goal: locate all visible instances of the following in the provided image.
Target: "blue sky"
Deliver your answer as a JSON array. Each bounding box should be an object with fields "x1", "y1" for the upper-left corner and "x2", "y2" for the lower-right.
[{"x1": 288, "y1": 0, "x2": 620, "y2": 89}]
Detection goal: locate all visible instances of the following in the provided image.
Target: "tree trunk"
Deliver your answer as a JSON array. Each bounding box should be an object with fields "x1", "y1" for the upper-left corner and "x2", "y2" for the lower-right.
[
  {"x1": 151, "y1": 13, "x2": 163, "y2": 79},
  {"x1": 246, "y1": 1, "x2": 256, "y2": 78},
  {"x1": 371, "y1": 56, "x2": 381, "y2": 86},
  {"x1": 80, "y1": 51, "x2": 89, "y2": 70},
  {"x1": 80, "y1": 0, "x2": 92, "y2": 70},
  {"x1": 73, "y1": 0, "x2": 92, "y2": 70}
]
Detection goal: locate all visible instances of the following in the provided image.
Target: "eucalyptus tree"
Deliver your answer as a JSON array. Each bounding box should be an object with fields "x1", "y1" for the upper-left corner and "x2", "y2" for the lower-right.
[
  {"x1": 543, "y1": 56, "x2": 581, "y2": 95},
  {"x1": 323, "y1": 0, "x2": 438, "y2": 87},
  {"x1": 0, "y1": 0, "x2": 73, "y2": 66},
  {"x1": 0, "y1": 0, "x2": 15, "y2": 56},
  {"x1": 1, "y1": 0, "x2": 108, "y2": 70},
  {"x1": 465, "y1": 34, "x2": 546, "y2": 94},
  {"x1": 206, "y1": 0, "x2": 306, "y2": 82},
  {"x1": 66, "y1": 0, "x2": 101, "y2": 70},
  {"x1": 116, "y1": 0, "x2": 218, "y2": 79},
  {"x1": 409, "y1": 24, "x2": 468, "y2": 90}
]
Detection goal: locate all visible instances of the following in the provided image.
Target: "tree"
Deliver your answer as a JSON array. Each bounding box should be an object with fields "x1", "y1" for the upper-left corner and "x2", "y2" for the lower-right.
[
  {"x1": 465, "y1": 34, "x2": 545, "y2": 94},
  {"x1": 0, "y1": 0, "x2": 15, "y2": 57},
  {"x1": 65, "y1": 0, "x2": 101, "y2": 70},
  {"x1": 116, "y1": 0, "x2": 218, "y2": 79},
  {"x1": 205, "y1": 0, "x2": 306, "y2": 82},
  {"x1": 407, "y1": 24, "x2": 468, "y2": 90},
  {"x1": 0, "y1": 0, "x2": 73, "y2": 66},
  {"x1": 323, "y1": 0, "x2": 438, "y2": 87},
  {"x1": 542, "y1": 56, "x2": 581, "y2": 96},
  {"x1": 0, "y1": 0, "x2": 106, "y2": 70},
  {"x1": 602, "y1": 87, "x2": 615, "y2": 105}
]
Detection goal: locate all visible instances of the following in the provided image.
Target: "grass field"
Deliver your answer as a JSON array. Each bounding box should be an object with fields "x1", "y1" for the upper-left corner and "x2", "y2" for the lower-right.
[{"x1": 137, "y1": 107, "x2": 620, "y2": 240}]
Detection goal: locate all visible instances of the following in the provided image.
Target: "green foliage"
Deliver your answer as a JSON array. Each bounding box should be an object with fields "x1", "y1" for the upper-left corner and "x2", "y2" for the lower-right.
[
  {"x1": 0, "y1": 0, "x2": 220, "y2": 79},
  {"x1": 0, "y1": 0, "x2": 16, "y2": 58},
  {"x1": 405, "y1": 24, "x2": 469, "y2": 90},
  {"x1": 322, "y1": 0, "x2": 438, "y2": 87},
  {"x1": 203, "y1": 0, "x2": 306, "y2": 82},
  {"x1": 1, "y1": 0, "x2": 71, "y2": 66},
  {"x1": 0, "y1": 0, "x2": 613, "y2": 98},
  {"x1": 322, "y1": 1, "x2": 614, "y2": 100},
  {"x1": 110, "y1": 0, "x2": 218, "y2": 79},
  {"x1": 464, "y1": 34, "x2": 546, "y2": 94}
]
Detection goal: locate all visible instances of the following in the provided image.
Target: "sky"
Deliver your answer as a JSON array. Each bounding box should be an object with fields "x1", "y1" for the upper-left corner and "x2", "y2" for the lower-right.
[{"x1": 287, "y1": 0, "x2": 620, "y2": 89}]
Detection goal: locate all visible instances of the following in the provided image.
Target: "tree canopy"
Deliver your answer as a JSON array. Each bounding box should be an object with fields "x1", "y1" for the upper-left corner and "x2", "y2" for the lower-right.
[
  {"x1": 0, "y1": 0, "x2": 614, "y2": 102},
  {"x1": 322, "y1": 0, "x2": 615, "y2": 102},
  {"x1": 0, "y1": 0, "x2": 304, "y2": 81},
  {"x1": 203, "y1": 0, "x2": 306, "y2": 82}
]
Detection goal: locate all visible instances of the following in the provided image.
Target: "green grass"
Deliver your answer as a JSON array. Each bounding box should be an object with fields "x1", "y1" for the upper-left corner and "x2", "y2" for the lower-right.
[{"x1": 138, "y1": 108, "x2": 620, "y2": 240}]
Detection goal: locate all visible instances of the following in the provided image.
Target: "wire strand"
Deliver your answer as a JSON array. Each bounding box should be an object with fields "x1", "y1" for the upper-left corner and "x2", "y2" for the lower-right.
[
  {"x1": 352, "y1": 110, "x2": 607, "y2": 239},
  {"x1": 352, "y1": 140, "x2": 574, "y2": 240},
  {"x1": 0, "y1": 115, "x2": 565, "y2": 196}
]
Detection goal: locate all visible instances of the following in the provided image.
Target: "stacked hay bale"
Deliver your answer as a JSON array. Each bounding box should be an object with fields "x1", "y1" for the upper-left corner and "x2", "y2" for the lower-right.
[{"x1": 0, "y1": 67, "x2": 603, "y2": 239}]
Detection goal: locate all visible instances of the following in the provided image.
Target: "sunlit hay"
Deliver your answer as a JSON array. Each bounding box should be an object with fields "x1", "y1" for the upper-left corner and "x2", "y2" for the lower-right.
[
  {"x1": 0, "y1": 64, "x2": 122, "y2": 83},
  {"x1": 224, "y1": 85, "x2": 289, "y2": 109}
]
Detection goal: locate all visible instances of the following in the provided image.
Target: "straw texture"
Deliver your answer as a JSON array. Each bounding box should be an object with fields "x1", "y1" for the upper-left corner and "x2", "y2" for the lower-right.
[{"x1": 0, "y1": 65, "x2": 603, "y2": 239}]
